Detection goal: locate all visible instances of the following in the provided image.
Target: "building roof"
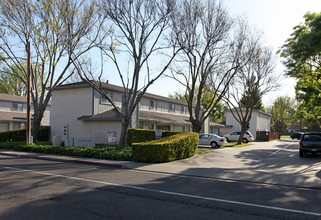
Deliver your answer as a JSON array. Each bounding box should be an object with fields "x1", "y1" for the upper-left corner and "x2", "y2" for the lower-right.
[
  {"x1": 0, "y1": 93, "x2": 51, "y2": 105},
  {"x1": 209, "y1": 122, "x2": 227, "y2": 128},
  {"x1": 0, "y1": 94, "x2": 27, "y2": 102},
  {"x1": 56, "y1": 81, "x2": 188, "y2": 106},
  {"x1": 78, "y1": 108, "x2": 191, "y2": 125},
  {"x1": 139, "y1": 110, "x2": 190, "y2": 124},
  {"x1": 225, "y1": 107, "x2": 271, "y2": 117},
  {"x1": 0, "y1": 111, "x2": 28, "y2": 122},
  {"x1": 78, "y1": 108, "x2": 121, "y2": 121}
]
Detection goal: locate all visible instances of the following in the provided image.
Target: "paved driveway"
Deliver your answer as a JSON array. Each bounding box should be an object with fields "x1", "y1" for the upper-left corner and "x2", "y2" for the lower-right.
[{"x1": 125, "y1": 139, "x2": 321, "y2": 188}]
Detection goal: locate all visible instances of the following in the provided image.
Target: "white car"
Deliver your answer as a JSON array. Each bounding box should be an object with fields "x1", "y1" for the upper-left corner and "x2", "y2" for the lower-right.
[
  {"x1": 223, "y1": 131, "x2": 255, "y2": 143},
  {"x1": 199, "y1": 133, "x2": 228, "y2": 148}
]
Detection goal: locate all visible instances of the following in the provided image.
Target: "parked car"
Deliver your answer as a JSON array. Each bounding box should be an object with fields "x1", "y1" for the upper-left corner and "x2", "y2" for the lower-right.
[
  {"x1": 290, "y1": 132, "x2": 303, "y2": 140},
  {"x1": 223, "y1": 131, "x2": 255, "y2": 143},
  {"x1": 299, "y1": 132, "x2": 321, "y2": 157},
  {"x1": 199, "y1": 133, "x2": 228, "y2": 148}
]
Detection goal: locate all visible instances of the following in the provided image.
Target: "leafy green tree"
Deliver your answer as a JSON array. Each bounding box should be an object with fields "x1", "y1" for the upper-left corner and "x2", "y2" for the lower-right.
[
  {"x1": 0, "y1": 0, "x2": 107, "y2": 141},
  {"x1": 0, "y1": 71, "x2": 26, "y2": 96},
  {"x1": 279, "y1": 12, "x2": 321, "y2": 129},
  {"x1": 268, "y1": 96, "x2": 296, "y2": 133},
  {"x1": 240, "y1": 89, "x2": 264, "y2": 111},
  {"x1": 0, "y1": 62, "x2": 43, "y2": 96}
]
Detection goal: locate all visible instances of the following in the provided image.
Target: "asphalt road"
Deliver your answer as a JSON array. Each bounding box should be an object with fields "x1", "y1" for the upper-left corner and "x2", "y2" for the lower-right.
[{"x1": 1, "y1": 144, "x2": 321, "y2": 220}]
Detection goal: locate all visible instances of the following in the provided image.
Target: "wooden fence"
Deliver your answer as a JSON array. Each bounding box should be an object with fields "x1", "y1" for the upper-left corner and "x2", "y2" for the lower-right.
[{"x1": 256, "y1": 131, "x2": 280, "y2": 142}]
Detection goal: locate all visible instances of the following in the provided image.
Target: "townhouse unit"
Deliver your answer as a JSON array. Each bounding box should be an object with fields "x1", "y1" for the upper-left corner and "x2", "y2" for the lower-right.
[
  {"x1": 0, "y1": 94, "x2": 51, "y2": 132},
  {"x1": 50, "y1": 81, "x2": 224, "y2": 144},
  {"x1": 220, "y1": 108, "x2": 271, "y2": 139}
]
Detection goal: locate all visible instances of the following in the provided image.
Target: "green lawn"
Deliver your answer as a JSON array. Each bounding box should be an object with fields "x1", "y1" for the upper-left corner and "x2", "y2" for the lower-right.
[
  {"x1": 196, "y1": 142, "x2": 252, "y2": 155},
  {"x1": 224, "y1": 142, "x2": 253, "y2": 148}
]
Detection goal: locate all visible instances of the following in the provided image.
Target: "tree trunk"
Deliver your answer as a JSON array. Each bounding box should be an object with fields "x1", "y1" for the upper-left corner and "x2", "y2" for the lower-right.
[
  {"x1": 118, "y1": 118, "x2": 130, "y2": 148},
  {"x1": 237, "y1": 122, "x2": 250, "y2": 145},
  {"x1": 191, "y1": 119, "x2": 203, "y2": 133},
  {"x1": 31, "y1": 103, "x2": 46, "y2": 143},
  {"x1": 31, "y1": 114, "x2": 42, "y2": 143}
]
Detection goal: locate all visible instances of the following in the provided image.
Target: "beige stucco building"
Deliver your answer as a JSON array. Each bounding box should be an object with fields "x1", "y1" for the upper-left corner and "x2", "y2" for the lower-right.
[
  {"x1": 50, "y1": 82, "x2": 217, "y2": 144},
  {"x1": 220, "y1": 108, "x2": 271, "y2": 139},
  {"x1": 0, "y1": 94, "x2": 51, "y2": 132}
]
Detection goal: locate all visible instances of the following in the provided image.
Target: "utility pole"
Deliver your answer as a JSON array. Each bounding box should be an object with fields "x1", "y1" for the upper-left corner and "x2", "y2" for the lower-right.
[{"x1": 26, "y1": 41, "x2": 31, "y2": 144}]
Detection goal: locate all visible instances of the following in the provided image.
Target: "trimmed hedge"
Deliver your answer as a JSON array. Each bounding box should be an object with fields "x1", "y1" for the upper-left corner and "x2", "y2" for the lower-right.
[
  {"x1": 126, "y1": 128, "x2": 181, "y2": 146},
  {"x1": 0, "y1": 142, "x2": 133, "y2": 161},
  {"x1": 0, "y1": 127, "x2": 50, "y2": 142},
  {"x1": 132, "y1": 132, "x2": 198, "y2": 163}
]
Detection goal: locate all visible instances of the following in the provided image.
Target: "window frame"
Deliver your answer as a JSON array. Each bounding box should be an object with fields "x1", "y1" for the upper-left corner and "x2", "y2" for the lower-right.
[
  {"x1": 169, "y1": 103, "x2": 175, "y2": 113},
  {"x1": 12, "y1": 102, "x2": 23, "y2": 111},
  {"x1": 149, "y1": 100, "x2": 157, "y2": 110},
  {"x1": 100, "y1": 91, "x2": 113, "y2": 105}
]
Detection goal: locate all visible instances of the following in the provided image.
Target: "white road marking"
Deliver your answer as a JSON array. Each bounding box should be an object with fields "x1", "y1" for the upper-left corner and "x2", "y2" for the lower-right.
[
  {"x1": 1, "y1": 165, "x2": 321, "y2": 217},
  {"x1": 270, "y1": 145, "x2": 291, "y2": 156}
]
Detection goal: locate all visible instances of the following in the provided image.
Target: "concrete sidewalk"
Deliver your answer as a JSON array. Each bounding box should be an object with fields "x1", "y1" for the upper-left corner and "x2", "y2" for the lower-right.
[{"x1": 1, "y1": 140, "x2": 321, "y2": 189}]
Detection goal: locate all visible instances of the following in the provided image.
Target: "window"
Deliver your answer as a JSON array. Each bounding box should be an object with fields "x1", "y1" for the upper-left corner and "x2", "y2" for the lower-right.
[
  {"x1": 181, "y1": 106, "x2": 187, "y2": 114},
  {"x1": 13, "y1": 122, "x2": 20, "y2": 130},
  {"x1": 169, "y1": 103, "x2": 175, "y2": 113},
  {"x1": 147, "y1": 123, "x2": 154, "y2": 130},
  {"x1": 150, "y1": 100, "x2": 157, "y2": 110},
  {"x1": 101, "y1": 92, "x2": 113, "y2": 104},
  {"x1": 12, "y1": 103, "x2": 23, "y2": 111}
]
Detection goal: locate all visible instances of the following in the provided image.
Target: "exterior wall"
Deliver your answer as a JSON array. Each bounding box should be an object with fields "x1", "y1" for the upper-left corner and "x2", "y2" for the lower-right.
[
  {"x1": 0, "y1": 123, "x2": 9, "y2": 132},
  {"x1": 0, "y1": 100, "x2": 16, "y2": 112},
  {"x1": 0, "y1": 95, "x2": 51, "y2": 132},
  {"x1": 223, "y1": 109, "x2": 271, "y2": 139},
  {"x1": 139, "y1": 96, "x2": 189, "y2": 116},
  {"x1": 220, "y1": 126, "x2": 233, "y2": 136},
  {"x1": 81, "y1": 121, "x2": 122, "y2": 144},
  {"x1": 50, "y1": 87, "x2": 94, "y2": 142},
  {"x1": 256, "y1": 112, "x2": 270, "y2": 131},
  {"x1": 41, "y1": 105, "x2": 51, "y2": 126},
  {"x1": 93, "y1": 89, "x2": 122, "y2": 115}
]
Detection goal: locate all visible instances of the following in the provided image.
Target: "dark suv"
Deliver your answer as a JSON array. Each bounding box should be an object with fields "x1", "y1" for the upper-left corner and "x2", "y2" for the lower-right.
[
  {"x1": 290, "y1": 132, "x2": 303, "y2": 140},
  {"x1": 299, "y1": 132, "x2": 321, "y2": 157}
]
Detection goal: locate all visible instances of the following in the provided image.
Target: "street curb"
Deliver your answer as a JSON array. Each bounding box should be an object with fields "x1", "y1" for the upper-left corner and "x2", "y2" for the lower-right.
[
  {"x1": 73, "y1": 160, "x2": 124, "y2": 169},
  {"x1": 0, "y1": 152, "x2": 126, "y2": 169}
]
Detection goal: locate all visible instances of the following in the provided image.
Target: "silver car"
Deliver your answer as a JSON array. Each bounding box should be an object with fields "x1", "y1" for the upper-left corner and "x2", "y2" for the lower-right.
[
  {"x1": 199, "y1": 133, "x2": 228, "y2": 148},
  {"x1": 223, "y1": 131, "x2": 255, "y2": 143}
]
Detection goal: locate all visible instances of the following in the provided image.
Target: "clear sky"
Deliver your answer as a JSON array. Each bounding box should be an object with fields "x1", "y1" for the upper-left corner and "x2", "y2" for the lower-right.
[{"x1": 145, "y1": 0, "x2": 321, "y2": 107}]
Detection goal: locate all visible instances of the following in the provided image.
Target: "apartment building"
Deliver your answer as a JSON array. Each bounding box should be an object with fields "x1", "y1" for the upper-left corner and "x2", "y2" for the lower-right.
[
  {"x1": 220, "y1": 108, "x2": 271, "y2": 139},
  {"x1": 50, "y1": 81, "x2": 218, "y2": 144},
  {"x1": 0, "y1": 94, "x2": 51, "y2": 132}
]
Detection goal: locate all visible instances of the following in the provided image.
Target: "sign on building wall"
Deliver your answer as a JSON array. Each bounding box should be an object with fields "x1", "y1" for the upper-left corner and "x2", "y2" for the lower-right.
[
  {"x1": 155, "y1": 129, "x2": 162, "y2": 139},
  {"x1": 107, "y1": 131, "x2": 117, "y2": 143}
]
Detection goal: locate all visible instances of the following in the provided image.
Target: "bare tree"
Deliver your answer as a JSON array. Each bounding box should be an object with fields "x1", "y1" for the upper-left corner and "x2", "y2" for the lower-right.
[
  {"x1": 77, "y1": 0, "x2": 179, "y2": 148},
  {"x1": 0, "y1": 0, "x2": 108, "y2": 141},
  {"x1": 224, "y1": 45, "x2": 279, "y2": 144},
  {"x1": 168, "y1": 0, "x2": 257, "y2": 133}
]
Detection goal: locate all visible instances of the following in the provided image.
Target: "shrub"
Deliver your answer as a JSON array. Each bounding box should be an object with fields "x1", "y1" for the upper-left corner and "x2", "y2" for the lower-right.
[
  {"x1": 0, "y1": 127, "x2": 50, "y2": 142},
  {"x1": 0, "y1": 142, "x2": 133, "y2": 161},
  {"x1": 132, "y1": 132, "x2": 198, "y2": 163},
  {"x1": 126, "y1": 128, "x2": 181, "y2": 146}
]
